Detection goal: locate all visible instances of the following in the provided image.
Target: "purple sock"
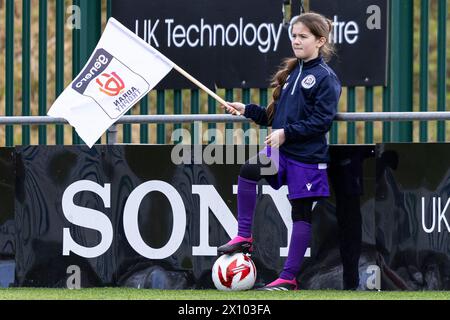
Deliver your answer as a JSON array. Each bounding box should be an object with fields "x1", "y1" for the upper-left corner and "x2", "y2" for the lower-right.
[
  {"x1": 280, "y1": 221, "x2": 312, "y2": 280},
  {"x1": 237, "y1": 176, "x2": 257, "y2": 238}
]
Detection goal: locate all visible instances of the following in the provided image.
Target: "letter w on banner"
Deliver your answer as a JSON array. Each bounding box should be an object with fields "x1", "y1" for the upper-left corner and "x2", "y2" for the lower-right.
[{"x1": 48, "y1": 18, "x2": 174, "y2": 147}]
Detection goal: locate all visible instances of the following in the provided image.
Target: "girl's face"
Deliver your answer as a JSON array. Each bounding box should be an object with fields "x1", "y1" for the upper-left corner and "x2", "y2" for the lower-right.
[{"x1": 291, "y1": 22, "x2": 325, "y2": 62}]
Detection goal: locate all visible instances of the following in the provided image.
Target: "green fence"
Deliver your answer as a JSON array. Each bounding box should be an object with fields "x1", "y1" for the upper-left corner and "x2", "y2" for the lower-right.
[{"x1": 1, "y1": 0, "x2": 448, "y2": 147}]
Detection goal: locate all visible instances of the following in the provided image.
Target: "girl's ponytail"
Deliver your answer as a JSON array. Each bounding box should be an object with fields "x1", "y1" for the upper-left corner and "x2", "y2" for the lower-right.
[{"x1": 266, "y1": 58, "x2": 298, "y2": 124}]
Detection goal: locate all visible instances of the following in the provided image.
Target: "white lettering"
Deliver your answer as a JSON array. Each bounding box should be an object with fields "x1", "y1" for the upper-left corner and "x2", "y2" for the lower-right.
[
  {"x1": 192, "y1": 185, "x2": 237, "y2": 256},
  {"x1": 135, "y1": 19, "x2": 160, "y2": 47},
  {"x1": 200, "y1": 18, "x2": 212, "y2": 47},
  {"x1": 172, "y1": 25, "x2": 186, "y2": 48},
  {"x1": 213, "y1": 24, "x2": 225, "y2": 46},
  {"x1": 271, "y1": 23, "x2": 283, "y2": 52},
  {"x1": 186, "y1": 24, "x2": 200, "y2": 47},
  {"x1": 344, "y1": 22, "x2": 359, "y2": 44},
  {"x1": 422, "y1": 197, "x2": 436, "y2": 233},
  {"x1": 421, "y1": 197, "x2": 450, "y2": 233},
  {"x1": 74, "y1": 54, "x2": 109, "y2": 88},
  {"x1": 62, "y1": 181, "x2": 113, "y2": 258},
  {"x1": 262, "y1": 186, "x2": 292, "y2": 257},
  {"x1": 225, "y1": 24, "x2": 239, "y2": 47},
  {"x1": 61, "y1": 180, "x2": 309, "y2": 260},
  {"x1": 165, "y1": 18, "x2": 175, "y2": 47},
  {"x1": 438, "y1": 197, "x2": 450, "y2": 232},
  {"x1": 257, "y1": 23, "x2": 271, "y2": 53},
  {"x1": 331, "y1": 15, "x2": 360, "y2": 45},
  {"x1": 154, "y1": 18, "x2": 284, "y2": 53},
  {"x1": 148, "y1": 19, "x2": 160, "y2": 47},
  {"x1": 123, "y1": 181, "x2": 186, "y2": 259},
  {"x1": 243, "y1": 23, "x2": 257, "y2": 46}
]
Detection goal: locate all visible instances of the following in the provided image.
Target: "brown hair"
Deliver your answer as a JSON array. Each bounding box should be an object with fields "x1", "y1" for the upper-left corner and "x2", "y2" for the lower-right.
[{"x1": 266, "y1": 12, "x2": 335, "y2": 124}]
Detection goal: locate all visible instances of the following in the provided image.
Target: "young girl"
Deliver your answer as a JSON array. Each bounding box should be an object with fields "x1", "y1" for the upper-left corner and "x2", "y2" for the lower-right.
[{"x1": 219, "y1": 12, "x2": 341, "y2": 290}]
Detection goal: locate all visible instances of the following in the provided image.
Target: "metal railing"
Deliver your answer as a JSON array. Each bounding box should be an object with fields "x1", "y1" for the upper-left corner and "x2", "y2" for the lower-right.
[{"x1": 0, "y1": 112, "x2": 448, "y2": 145}]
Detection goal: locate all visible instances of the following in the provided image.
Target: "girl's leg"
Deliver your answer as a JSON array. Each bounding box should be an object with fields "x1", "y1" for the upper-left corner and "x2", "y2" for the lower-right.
[
  {"x1": 261, "y1": 198, "x2": 317, "y2": 290},
  {"x1": 236, "y1": 176, "x2": 258, "y2": 238},
  {"x1": 280, "y1": 198, "x2": 317, "y2": 280},
  {"x1": 218, "y1": 155, "x2": 275, "y2": 254}
]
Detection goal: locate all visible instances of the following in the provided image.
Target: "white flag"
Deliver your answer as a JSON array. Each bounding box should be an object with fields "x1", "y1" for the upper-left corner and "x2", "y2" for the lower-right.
[{"x1": 48, "y1": 17, "x2": 174, "y2": 147}]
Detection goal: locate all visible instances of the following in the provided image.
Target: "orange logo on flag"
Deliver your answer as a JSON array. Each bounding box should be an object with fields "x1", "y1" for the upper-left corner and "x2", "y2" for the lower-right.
[{"x1": 96, "y1": 72, "x2": 125, "y2": 96}]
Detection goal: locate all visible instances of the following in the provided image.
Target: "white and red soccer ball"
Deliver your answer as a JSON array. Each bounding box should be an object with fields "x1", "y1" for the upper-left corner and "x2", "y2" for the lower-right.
[{"x1": 212, "y1": 252, "x2": 257, "y2": 291}]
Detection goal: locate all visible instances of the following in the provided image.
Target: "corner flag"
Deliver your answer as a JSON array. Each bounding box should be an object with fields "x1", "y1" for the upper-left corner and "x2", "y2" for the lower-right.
[{"x1": 48, "y1": 18, "x2": 174, "y2": 147}]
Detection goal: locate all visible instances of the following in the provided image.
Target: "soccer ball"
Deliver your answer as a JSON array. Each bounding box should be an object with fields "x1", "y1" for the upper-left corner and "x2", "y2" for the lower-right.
[{"x1": 212, "y1": 252, "x2": 257, "y2": 291}]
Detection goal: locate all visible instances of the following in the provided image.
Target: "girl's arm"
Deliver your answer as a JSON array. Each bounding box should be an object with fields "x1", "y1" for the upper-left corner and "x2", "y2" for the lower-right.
[{"x1": 244, "y1": 104, "x2": 271, "y2": 126}]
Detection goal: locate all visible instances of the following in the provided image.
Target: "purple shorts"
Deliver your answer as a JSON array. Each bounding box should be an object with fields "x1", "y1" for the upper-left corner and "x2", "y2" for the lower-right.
[{"x1": 261, "y1": 147, "x2": 330, "y2": 200}]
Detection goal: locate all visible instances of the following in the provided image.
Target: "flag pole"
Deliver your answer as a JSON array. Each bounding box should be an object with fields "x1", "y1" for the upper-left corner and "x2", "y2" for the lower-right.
[{"x1": 172, "y1": 64, "x2": 241, "y2": 116}]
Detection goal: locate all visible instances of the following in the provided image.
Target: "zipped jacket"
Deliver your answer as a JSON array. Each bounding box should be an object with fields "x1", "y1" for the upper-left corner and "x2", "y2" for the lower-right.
[{"x1": 244, "y1": 56, "x2": 341, "y2": 163}]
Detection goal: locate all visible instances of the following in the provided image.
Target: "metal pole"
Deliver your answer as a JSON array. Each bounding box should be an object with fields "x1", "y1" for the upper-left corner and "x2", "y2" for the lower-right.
[
  {"x1": 0, "y1": 112, "x2": 448, "y2": 147},
  {"x1": 72, "y1": 0, "x2": 81, "y2": 144},
  {"x1": 437, "y1": 0, "x2": 447, "y2": 141},
  {"x1": 174, "y1": 90, "x2": 183, "y2": 134},
  {"x1": 107, "y1": 124, "x2": 118, "y2": 145},
  {"x1": 365, "y1": 87, "x2": 374, "y2": 143},
  {"x1": 382, "y1": 86, "x2": 391, "y2": 142},
  {"x1": 208, "y1": 92, "x2": 216, "y2": 144},
  {"x1": 55, "y1": 0, "x2": 65, "y2": 145},
  {"x1": 73, "y1": 0, "x2": 101, "y2": 144},
  {"x1": 22, "y1": 0, "x2": 31, "y2": 146},
  {"x1": 1, "y1": 112, "x2": 449, "y2": 126},
  {"x1": 259, "y1": 89, "x2": 268, "y2": 146},
  {"x1": 5, "y1": 0, "x2": 14, "y2": 147},
  {"x1": 390, "y1": 0, "x2": 414, "y2": 142},
  {"x1": 347, "y1": 87, "x2": 356, "y2": 144},
  {"x1": 419, "y1": 0, "x2": 429, "y2": 142},
  {"x1": 157, "y1": 90, "x2": 166, "y2": 144},
  {"x1": 242, "y1": 88, "x2": 251, "y2": 144},
  {"x1": 191, "y1": 89, "x2": 200, "y2": 145},
  {"x1": 225, "y1": 89, "x2": 234, "y2": 145},
  {"x1": 140, "y1": 95, "x2": 149, "y2": 144},
  {"x1": 39, "y1": 0, "x2": 47, "y2": 145}
]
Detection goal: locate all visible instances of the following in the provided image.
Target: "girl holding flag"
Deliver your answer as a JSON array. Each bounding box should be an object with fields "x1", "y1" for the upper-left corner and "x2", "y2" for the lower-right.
[{"x1": 219, "y1": 12, "x2": 341, "y2": 291}]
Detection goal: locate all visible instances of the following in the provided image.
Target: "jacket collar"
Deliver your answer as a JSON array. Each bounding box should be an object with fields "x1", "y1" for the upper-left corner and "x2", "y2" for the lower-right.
[{"x1": 299, "y1": 56, "x2": 324, "y2": 69}]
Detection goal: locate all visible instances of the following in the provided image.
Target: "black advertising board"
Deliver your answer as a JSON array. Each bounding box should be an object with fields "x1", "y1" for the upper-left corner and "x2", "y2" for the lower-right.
[
  {"x1": 14, "y1": 145, "x2": 377, "y2": 289},
  {"x1": 0, "y1": 148, "x2": 15, "y2": 258},
  {"x1": 375, "y1": 143, "x2": 450, "y2": 290},
  {"x1": 111, "y1": 0, "x2": 387, "y2": 88},
  {"x1": 10, "y1": 143, "x2": 450, "y2": 290},
  {"x1": 0, "y1": 148, "x2": 15, "y2": 288},
  {"x1": 310, "y1": 0, "x2": 389, "y2": 86},
  {"x1": 111, "y1": 0, "x2": 297, "y2": 89}
]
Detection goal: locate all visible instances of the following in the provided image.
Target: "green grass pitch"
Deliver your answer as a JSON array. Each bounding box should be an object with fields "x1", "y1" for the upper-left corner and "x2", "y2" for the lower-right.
[{"x1": 0, "y1": 288, "x2": 449, "y2": 300}]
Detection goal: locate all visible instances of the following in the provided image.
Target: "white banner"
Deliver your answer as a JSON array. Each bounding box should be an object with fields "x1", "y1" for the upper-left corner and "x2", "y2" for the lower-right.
[{"x1": 48, "y1": 18, "x2": 174, "y2": 147}]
